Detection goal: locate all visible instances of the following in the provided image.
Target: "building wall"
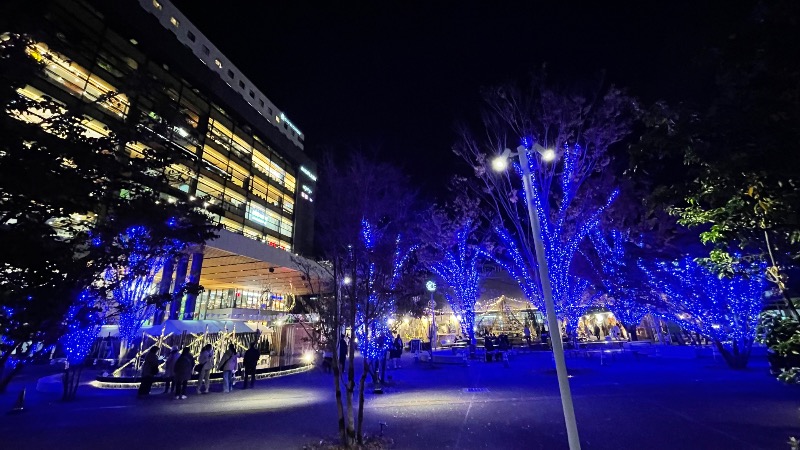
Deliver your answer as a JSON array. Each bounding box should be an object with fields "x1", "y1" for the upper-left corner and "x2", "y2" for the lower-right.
[{"x1": 2, "y1": 0, "x2": 316, "y2": 255}]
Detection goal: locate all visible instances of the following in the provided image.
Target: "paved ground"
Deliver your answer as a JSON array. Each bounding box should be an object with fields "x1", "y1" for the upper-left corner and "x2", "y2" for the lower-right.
[{"x1": 1, "y1": 350, "x2": 798, "y2": 449}]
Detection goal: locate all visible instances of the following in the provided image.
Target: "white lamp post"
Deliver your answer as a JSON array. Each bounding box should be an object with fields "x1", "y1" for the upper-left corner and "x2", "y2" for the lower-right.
[
  {"x1": 492, "y1": 143, "x2": 581, "y2": 450},
  {"x1": 426, "y1": 281, "x2": 437, "y2": 351}
]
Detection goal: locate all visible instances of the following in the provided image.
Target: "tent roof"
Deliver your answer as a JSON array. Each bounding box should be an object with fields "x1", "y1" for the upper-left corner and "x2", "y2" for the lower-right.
[{"x1": 97, "y1": 320, "x2": 257, "y2": 337}]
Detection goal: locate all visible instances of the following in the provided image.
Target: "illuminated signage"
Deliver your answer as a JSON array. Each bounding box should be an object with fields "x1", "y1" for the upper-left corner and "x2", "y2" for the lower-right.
[{"x1": 300, "y1": 166, "x2": 317, "y2": 182}]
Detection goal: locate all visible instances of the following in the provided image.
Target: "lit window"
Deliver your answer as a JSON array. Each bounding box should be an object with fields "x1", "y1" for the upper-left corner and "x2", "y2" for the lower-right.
[
  {"x1": 215, "y1": 59, "x2": 222, "y2": 68},
  {"x1": 238, "y1": 80, "x2": 245, "y2": 89},
  {"x1": 275, "y1": 115, "x2": 280, "y2": 123},
  {"x1": 202, "y1": 45, "x2": 210, "y2": 56},
  {"x1": 227, "y1": 69, "x2": 234, "y2": 79},
  {"x1": 152, "y1": 0, "x2": 162, "y2": 10},
  {"x1": 187, "y1": 30, "x2": 196, "y2": 42},
  {"x1": 170, "y1": 17, "x2": 180, "y2": 27}
]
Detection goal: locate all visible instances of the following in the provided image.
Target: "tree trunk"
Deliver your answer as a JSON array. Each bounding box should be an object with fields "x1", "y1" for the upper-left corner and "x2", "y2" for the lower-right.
[
  {"x1": 0, "y1": 343, "x2": 24, "y2": 393},
  {"x1": 331, "y1": 353, "x2": 347, "y2": 447},
  {"x1": 715, "y1": 338, "x2": 753, "y2": 369},
  {"x1": 62, "y1": 365, "x2": 84, "y2": 401},
  {"x1": 356, "y1": 356, "x2": 369, "y2": 445}
]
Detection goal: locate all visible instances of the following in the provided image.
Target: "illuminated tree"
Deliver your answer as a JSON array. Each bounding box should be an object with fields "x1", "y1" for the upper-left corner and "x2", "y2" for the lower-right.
[
  {"x1": 640, "y1": 256, "x2": 765, "y2": 368},
  {"x1": 429, "y1": 222, "x2": 482, "y2": 351},
  {"x1": 589, "y1": 228, "x2": 653, "y2": 338},
  {"x1": 455, "y1": 76, "x2": 634, "y2": 329},
  {"x1": 315, "y1": 151, "x2": 420, "y2": 447}
]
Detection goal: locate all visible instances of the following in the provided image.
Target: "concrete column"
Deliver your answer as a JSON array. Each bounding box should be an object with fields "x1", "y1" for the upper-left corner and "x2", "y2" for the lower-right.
[
  {"x1": 183, "y1": 251, "x2": 204, "y2": 320},
  {"x1": 153, "y1": 257, "x2": 175, "y2": 325},
  {"x1": 169, "y1": 254, "x2": 189, "y2": 320}
]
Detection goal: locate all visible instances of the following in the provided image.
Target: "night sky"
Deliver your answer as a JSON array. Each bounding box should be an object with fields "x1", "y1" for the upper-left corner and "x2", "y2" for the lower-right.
[{"x1": 171, "y1": 0, "x2": 757, "y2": 199}]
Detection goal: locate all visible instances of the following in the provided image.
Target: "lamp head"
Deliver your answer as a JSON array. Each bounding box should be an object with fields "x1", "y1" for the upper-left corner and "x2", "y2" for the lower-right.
[
  {"x1": 426, "y1": 281, "x2": 437, "y2": 292},
  {"x1": 491, "y1": 155, "x2": 509, "y2": 172},
  {"x1": 540, "y1": 148, "x2": 556, "y2": 162},
  {"x1": 343, "y1": 276, "x2": 352, "y2": 285}
]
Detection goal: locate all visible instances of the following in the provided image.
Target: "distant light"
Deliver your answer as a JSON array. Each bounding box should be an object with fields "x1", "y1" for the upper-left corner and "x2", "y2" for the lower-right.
[
  {"x1": 387, "y1": 318, "x2": 396, "y2": 325},
  {"x1": 403, "y1": 316, "x2": 410, "y2": 324},
  {"x1": 300, "y1": 166, "x2": 317, "y2": 182},
  {"x1": 189, "y1": 195, "x2": 196, "y2": 201},
  {"x1": 491, "y1": 155, "x2": 508, "y2": 172},
  {"x1": 426, "y1": 281, "x2": 437, "y2": 292},
  {"x1": 541, "y1": 149, "x2": 556, "y2": 162},
  {"x1": 302, "y1": 351, "x2": 315, "y2": 364},
  {"x1": 343, "y1": 276, "x2": 352, "y2": 285},
  {"x1": 170, "y1": 17, "x2": 180, "y2": 27}
]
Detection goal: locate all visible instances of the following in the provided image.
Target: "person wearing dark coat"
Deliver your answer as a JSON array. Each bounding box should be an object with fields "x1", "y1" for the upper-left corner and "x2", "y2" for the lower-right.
[
  {"x1": 173, "y1": 347, "x2": 194, "y2": 400},
  {"x1": 338, "y1": 334, "x2": 348, "y2": 373},
  {"x1": 242, "y1": 342, "x2": 260, "y2": 389},
  {"x1": 162, "y1": 346, "x2": 180, "y2": 394},
  {"x1": 137, "y1": 346, "x2": 160, "y2": 397}
]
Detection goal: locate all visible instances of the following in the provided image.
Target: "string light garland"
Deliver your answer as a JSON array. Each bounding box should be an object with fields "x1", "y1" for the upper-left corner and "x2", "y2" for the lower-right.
[
  {"x1": 639, "y1": 256, "x2": 765, "y2": 360},
  {"x1": 429, "y1": 224, "x2": 481, "y2": 342},
  {"x1": 490, "y1": 143, "x2": 619, "y2": 327}
]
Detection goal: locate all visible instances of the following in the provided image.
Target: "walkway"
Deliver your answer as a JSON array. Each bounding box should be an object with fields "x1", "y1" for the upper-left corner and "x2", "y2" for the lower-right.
[{"x1": 1, "y1": 352, "x2": 797, "y2": 449}]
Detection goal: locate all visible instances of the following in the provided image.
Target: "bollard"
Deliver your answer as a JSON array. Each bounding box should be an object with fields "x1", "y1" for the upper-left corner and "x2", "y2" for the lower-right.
[{"x1": 9, "y1": 388, "x2": 25, "y2": 414}]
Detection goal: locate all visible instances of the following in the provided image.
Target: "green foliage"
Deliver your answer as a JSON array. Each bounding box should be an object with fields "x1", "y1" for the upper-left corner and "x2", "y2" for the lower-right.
[{"x1": 757, "y1": 311, "x2": 800, "y2": 383}]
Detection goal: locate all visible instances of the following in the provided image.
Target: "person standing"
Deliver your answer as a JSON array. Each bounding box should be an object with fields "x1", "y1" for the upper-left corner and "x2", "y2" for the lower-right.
[
  {"x1": 593, "y1": 324, "x2": 602, "y2": 341},
  {"x1": 390, "y1": 333, "x2": 403, "y2": 369},
  {"x1": 173, "y1": 347, "x2": 194, "y2": 400},
  {"x1": 338, "y1": 334, "x2": 348, "y2": 373},
  {"x1": 523, "y1": 324, "x2": 532, "y2": 347},
  {"x1": 219, "y1": 344, "x2": 238, "y2": 393},
  {"x1": 162, "y1": 346, "x2": 180, "y2": 394},
  {"x1": 137, "y1": 346, "x2": 160, "y2": 397},
  {"x1": 242, "y1": 342, "x2": 260, "y2": 389},
  {"x1": 196, "y1": 344, "x2": 213, "y2": 394}
]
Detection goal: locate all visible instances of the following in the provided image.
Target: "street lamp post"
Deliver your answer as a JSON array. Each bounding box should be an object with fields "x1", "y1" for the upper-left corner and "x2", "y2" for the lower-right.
[
  {"x1": 426, "y1": 281, "x2": 437, "y2": 354},
  {"x1": 493, "y1": 144, "x2": 581, "y2": 450}
]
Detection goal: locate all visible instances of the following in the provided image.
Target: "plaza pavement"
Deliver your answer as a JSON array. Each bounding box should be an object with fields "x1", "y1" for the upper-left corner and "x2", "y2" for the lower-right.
[{"x1": 1, "y1": 349, "x2": 798, "y2": 449}]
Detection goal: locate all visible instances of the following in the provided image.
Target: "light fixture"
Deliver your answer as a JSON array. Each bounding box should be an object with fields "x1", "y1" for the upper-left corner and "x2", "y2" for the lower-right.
[
  {"x1": 491, "y1": 155, "x2": 509, "y2": 172},
  {"x1": 426, "y1": 281, "x2": 436, "y2": 292},
  {"x1": 343, "y1": 276, "x2": 352, "y2": 285}
]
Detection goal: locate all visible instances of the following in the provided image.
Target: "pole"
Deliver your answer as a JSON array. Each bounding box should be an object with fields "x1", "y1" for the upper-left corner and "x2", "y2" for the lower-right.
[{"x1": 518, "y1": 149, "x2": 581, "y2": 450}]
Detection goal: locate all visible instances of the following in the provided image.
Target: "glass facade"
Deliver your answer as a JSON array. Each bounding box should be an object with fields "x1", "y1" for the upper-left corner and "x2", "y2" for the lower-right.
[
  {"x1": 10, "y1": 1, "x2": 306, "y2": 252},
  {"x1": 198, "y1": 288, "x2": 293, "y2": 313}
]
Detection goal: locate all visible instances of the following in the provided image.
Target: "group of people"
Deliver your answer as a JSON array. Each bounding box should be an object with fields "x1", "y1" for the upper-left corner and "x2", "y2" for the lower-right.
[
  {"x1": 321, "y1": 332, "x2": 404, "y2": 373},
  {"x1": 137, "y1": 342, "x2": 263, "y2": 399}
]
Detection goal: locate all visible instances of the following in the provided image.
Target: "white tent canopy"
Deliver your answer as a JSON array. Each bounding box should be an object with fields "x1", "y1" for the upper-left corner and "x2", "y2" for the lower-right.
[{"x1": 97, "y1": 320, "x2": 257, "y2": 338}]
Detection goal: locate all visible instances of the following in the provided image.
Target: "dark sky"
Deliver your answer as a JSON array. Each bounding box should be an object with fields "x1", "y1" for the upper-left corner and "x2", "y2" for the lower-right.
[{"x1": 171, "y1": 0, "x2": 757, "y2": 199}]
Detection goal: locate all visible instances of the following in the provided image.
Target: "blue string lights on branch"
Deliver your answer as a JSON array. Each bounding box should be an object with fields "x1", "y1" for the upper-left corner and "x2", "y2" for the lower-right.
[
  {"x1": 429, "y1": 223, "x2": 482, "y2": 343},
  {"x1": 639, "y1": 256, "x2": 765, "y2": 361},
  {"x1": 589, "y1": 228, "x2": 652, "y2": 328},
  {"x1": 354, "y1": 219, "x2": 418, "y2": 361},
  {"x1": 61, "y1": 290, "x2": 102, "y2": 367},
  {"x1": 492, "y1": 142, "x2": 619, "y2": 327},
  {"x1": 111, "y1": 225, "x2": 184, "y2": 347}
]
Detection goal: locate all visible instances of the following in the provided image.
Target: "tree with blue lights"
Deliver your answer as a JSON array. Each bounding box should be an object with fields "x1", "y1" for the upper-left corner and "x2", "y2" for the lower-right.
[
  {"x1": 315, "y1": 151, "x2": 421, "y2": 447},
  {"x1": 454, "y1": 76, "x2": 636, "y2": 335},
  {"x1": 640, "y1": 256, "x2": 765, "y2": 368},
  {"x1": 428, "y1": 220, "x2": 483, "y2": 352},
  {"x1": 588, "y1": 228, "x2": 654, "y2": 339}
]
